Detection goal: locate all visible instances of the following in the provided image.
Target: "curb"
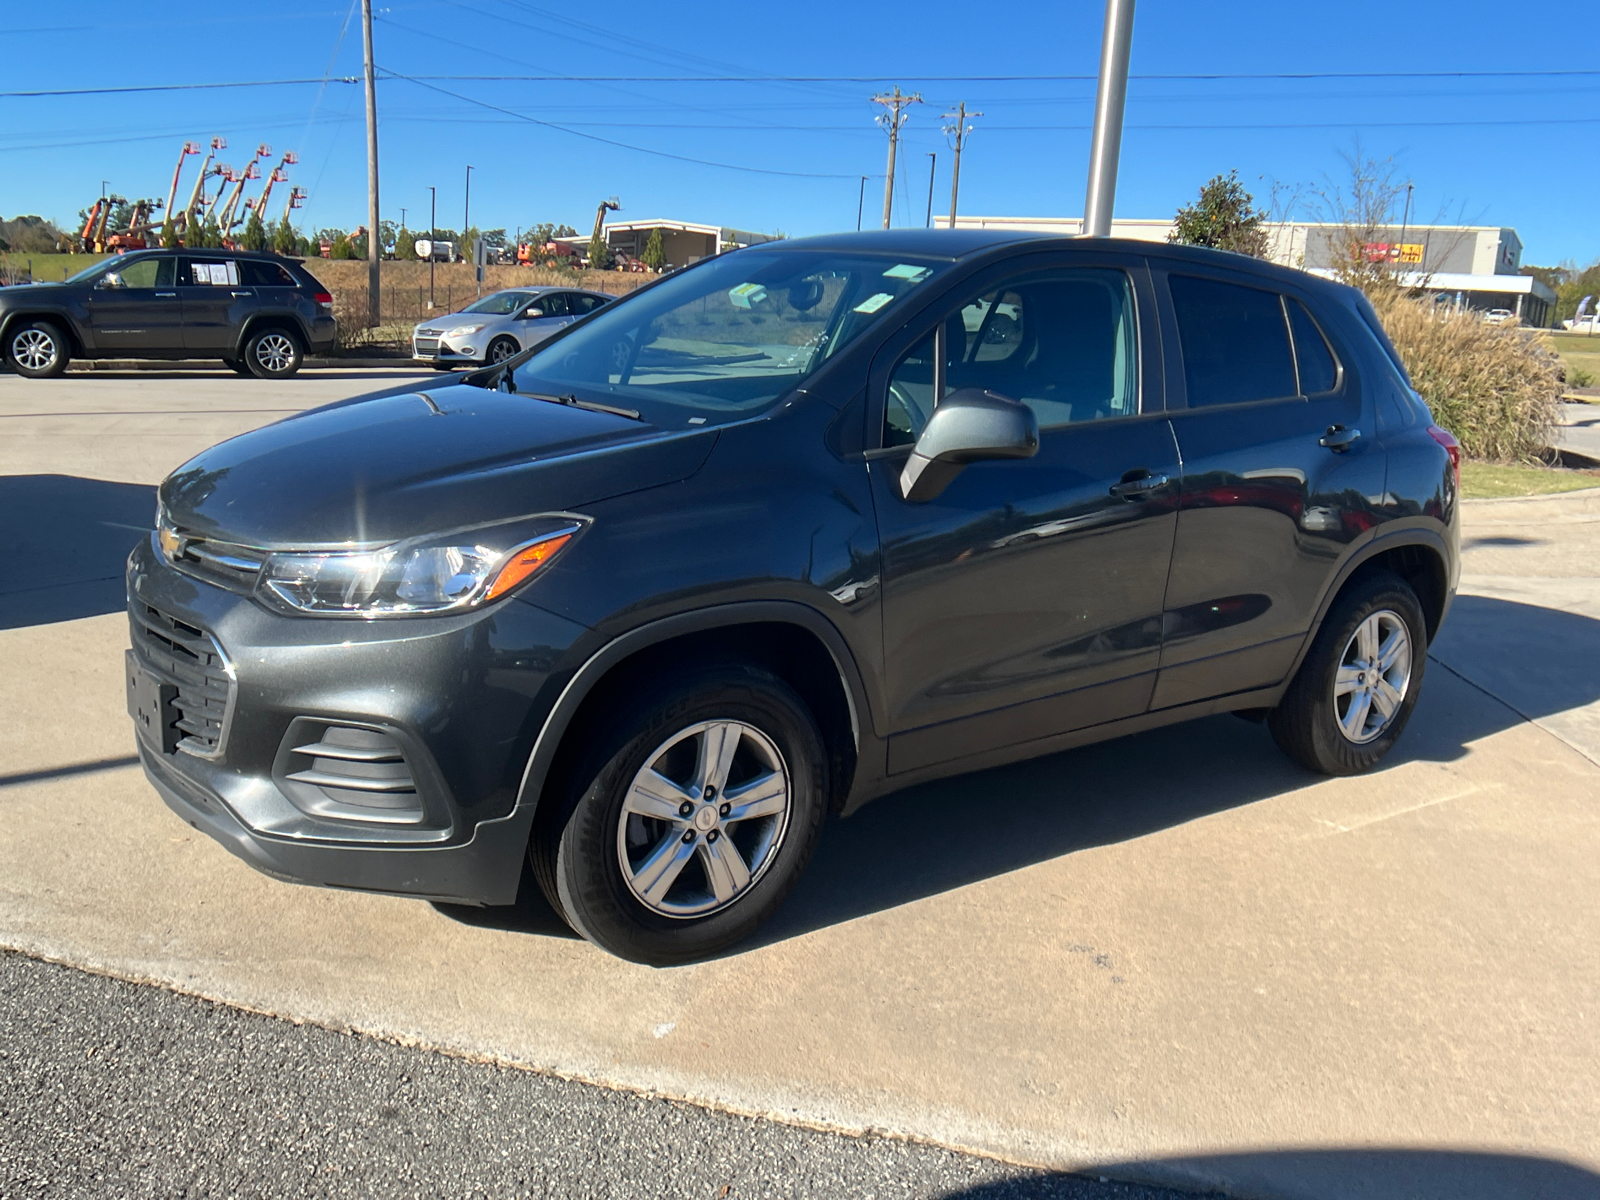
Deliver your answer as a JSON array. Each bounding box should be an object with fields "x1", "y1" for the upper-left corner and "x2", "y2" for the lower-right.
[{"x1": 63, "y1": 357, "x2": 426, "y2": 373}]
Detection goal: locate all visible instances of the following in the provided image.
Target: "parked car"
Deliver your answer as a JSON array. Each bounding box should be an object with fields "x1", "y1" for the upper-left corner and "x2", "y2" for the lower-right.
[
  {"x1": 128, "y1": 230, "x2": 1461, "y2": 963},
  {"x1": 411, "y1": 287, "x2": 613, "y2": 368},
  {"x1": 1, "y1": 249, "x2": 336, "y2": 378},
  {"x1": 1482, "y1": 308, "x2": 1515, "y2": 325}
]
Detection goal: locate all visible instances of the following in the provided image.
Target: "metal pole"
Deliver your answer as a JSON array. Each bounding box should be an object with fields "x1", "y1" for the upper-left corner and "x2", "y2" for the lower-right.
[
  {"x1": 428, "y1": 186, "x2": 436, "y2": 308},
  {"x1": 1082, "y1": 0, "x2": 1136, "y2": 237},
  {"x1": 882, "y1": 111, "x2": 898, "y2": 229},
  {"x1": 361, "y1": 0, "x2": 381, "y2": 325},
  {"x1": 925, "y1": 153, "x2": 936, "y2": 228},
  {"x1": 463, "y1": 164, "x2": 473, "y2": 248},
  {"x1": 857, "y1": 176, "x2": 867, "y2": 231},
  {"x1": 1398, "y1": 181, "x2": 1413, "y2": 279}
]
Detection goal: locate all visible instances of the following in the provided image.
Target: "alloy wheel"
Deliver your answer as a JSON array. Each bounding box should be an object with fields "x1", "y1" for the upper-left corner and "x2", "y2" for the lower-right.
[
  {"x1": 489, "y1": 339, "x2": 518, "y2": 364},
  {"x1": 616, "y1": 720, "x2": 792, "y2": 918},
  {"x1": 253, "y1": 332, "x2": 296, "y2": 373},
  {"x1": 12, "y1": 329, "x2": 57, "y2": 372},
  {"x1": 1333, "y1": 609, "x2": 1413, "y2": 744}
]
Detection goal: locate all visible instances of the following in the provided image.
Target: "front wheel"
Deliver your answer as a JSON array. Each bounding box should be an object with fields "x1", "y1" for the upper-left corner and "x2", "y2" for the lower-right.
[
  {"x1": 1268, "y1": 570, "x2": 1427, "y2": 775},
  {"x1": 243, "y1": 328, "x2": 303, "y2": 379},
  {"x1": 486, "y1": 335, "x2": 520, "y2": 365},
  {"x1": 532, "y1": 664, "x2": 827, "y2": 964},
  {"x1": 7, "y1": 320, "x2": 70, "y2": 378}
]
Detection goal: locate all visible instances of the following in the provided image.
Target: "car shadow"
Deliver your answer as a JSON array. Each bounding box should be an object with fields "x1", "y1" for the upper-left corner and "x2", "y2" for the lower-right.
[
  {"x1": 940, "y1": 1147, "x2": 1600, "y2": 1200},
  {"x1": 0, "y1": 474, "x2": 154, "y2": 631}
]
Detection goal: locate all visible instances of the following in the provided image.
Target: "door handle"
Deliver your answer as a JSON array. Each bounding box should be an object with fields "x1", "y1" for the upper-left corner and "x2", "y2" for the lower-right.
[
  {"x1": 1319, "y1": 424, "x2": 1361, "y2": 452},
  {"x1": 1109, "y1": 470, "x2": 1170, "y2": 500},
  {"x1": 155, "y1": 292, "x2": 176, "y2": 297},
  {"x1": 231, "y1": 290, "x2": 253, "y2": 297}
]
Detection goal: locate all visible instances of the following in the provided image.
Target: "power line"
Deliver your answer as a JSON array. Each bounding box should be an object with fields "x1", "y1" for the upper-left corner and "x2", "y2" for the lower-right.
[
  {"x1": 379, "y1": 69, "x2": 1600, "y2": 83},
  {"x1": 0, "y1": 79, "x2": 360, "y2": 99},
  {"x1": 381, "y1": 69, "x2": 865, "y2": 179}
]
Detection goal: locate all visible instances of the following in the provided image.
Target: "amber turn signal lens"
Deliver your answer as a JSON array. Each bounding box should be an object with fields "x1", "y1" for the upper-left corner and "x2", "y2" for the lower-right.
[{"x1": 483, "y1": 534, "x2": 573, "y2": 601}]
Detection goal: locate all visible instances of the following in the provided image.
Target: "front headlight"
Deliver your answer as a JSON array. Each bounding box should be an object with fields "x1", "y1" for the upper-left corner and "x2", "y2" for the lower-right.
[
  {"x1": 258, "y1": 516, "x2": 584, "y2": 617},
  {"x1": 451, "y1": 323, "x2": 488, "y2": 336}
]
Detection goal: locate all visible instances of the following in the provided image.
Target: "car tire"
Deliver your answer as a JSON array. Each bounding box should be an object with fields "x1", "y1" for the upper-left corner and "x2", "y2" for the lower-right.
[
  {"x1": 532, "y1": 663, "x2": 828, "y2": 965},
  {"x1": 486, "y1": 336, "x2": 520, "y2": 365},
  {"x1": 243, "y1": 327, "x2": 303, "y2": 379},
  {"x1": 1267, "y1": 570, "x2": 1427, "y2": 776},
  {"x1": 6, "y1": 319, "x2": 70, "y2": 378},
  {"x1": 222, "y1": 358, "x2": 253, "y2": 377}
]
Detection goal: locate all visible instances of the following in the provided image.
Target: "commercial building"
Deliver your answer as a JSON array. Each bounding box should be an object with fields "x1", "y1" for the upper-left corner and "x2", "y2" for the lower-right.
[
  {"x1": 935, "y1": 215, "x2": 1557, "y2": 327},
  {"x1": 555, "y1": 219, "x2": 779, "y2": 270}
]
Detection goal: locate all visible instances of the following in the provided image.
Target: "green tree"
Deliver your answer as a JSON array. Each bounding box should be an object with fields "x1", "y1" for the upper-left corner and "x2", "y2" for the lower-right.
[
  {"x1": 199, "y1": 215, "x2": 223, "y2": 249},
  {"x1": 331, "y1": 234, "x2": 357, "y2": 260},
  {"x1": 587, "y1": 231, "x2": 611, "y2": 271},
  {"x1": 240, "y1": 209, "x2": 267, "y2": 251},
  {"x1": 640, "y1": 227, "x2": 666, "y2": 271},
  {"x1": 1169, "y1": 170, "x2": 1270, "y2": 258},
  {"x1": 160, "y1": 218, "x2": 179, "y2": 249},
  {"x1": 395, "y1": 226, "x2": 416, "y2": 261},
  {"x1": 272, "y1": 215, "x2": 298, "y2": 256}
]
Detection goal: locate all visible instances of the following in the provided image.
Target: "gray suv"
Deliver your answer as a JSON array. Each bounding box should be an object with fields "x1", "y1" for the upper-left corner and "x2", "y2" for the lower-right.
[
  {"x1": 128, "y1": 230, "x2": 1460, "y2": 964},
  {"x1": 0, "y1": 249, "x2": 337, "y2": 378}
]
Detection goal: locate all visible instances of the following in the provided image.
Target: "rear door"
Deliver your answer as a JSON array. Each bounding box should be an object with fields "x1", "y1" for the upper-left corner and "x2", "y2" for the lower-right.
[
  {"x1": 868, "y1": 252, "x2": 1180, "y2": 775},
  {"x1": 237, "y1": 257, "x2": 300, "y2": 317},
  {"x1": 85, "y1": 255, "x2": 183, "y2": 352},
  {"x1": 178, "y1": 256, "x2": 257, "y2": 353},
  {"x1": 1151, "y1": 263, "x2": 1387, "y2": 709}
]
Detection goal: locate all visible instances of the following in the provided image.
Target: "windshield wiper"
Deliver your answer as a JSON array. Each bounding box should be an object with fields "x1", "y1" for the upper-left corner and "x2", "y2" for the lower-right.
[{"x1": 526, "y1": 392, "x2": 643, "y2": 421}]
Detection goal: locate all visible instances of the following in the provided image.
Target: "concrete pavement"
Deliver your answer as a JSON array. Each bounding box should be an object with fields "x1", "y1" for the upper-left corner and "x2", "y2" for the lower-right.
[{"x1": 3, "y1": 372, "x2": 1599, "y2": 1199}]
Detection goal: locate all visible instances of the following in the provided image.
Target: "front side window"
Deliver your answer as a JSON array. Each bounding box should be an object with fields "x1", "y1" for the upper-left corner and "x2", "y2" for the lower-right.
[
  {"x1": 1169, "y1": 274, "x2": 1296, "y2": 407},
  {"x1": 112, "y1": 257, "x2": 174, "y2": 289},
  {"x1": 514, "y1": 250, "x2": 949, "y2": 422},
  {"x1": 461, "y1": 291, "x2": 532, "y2": 315},
  {"x1": 885, "y1": 268, "x2": 1139, "y2": 444}
]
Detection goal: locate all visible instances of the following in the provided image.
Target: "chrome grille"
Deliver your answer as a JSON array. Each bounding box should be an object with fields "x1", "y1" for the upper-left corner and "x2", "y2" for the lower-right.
[
  {"x1": 413, "y1": 336, "x2": 441, "y2": 356},
  {"x1": 172, "y1": 534, "x2": 266, "y2": 593},
  {"x1": 130, "y1": 603, "x2": 233, "y2": 756}
]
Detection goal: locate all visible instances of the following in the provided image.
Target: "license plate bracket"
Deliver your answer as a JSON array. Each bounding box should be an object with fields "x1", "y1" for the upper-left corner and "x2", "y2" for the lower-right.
[{"x1": 125, "y1": 649, "x2": 179, "y2": 754}]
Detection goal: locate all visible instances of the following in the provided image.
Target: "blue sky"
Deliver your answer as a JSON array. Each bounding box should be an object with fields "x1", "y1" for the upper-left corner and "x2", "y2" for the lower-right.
[{"x1": 4, "y1": 0, "x2": 1597, "y2": 266}]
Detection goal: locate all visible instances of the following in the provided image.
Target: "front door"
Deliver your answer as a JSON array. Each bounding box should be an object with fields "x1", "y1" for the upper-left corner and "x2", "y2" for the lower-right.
[
  {"x1": 868, "y1": 258, "x2": 1180, "y2": 775},
  {"x1": 516, "y1": 291, "x2": 571, "y2": 345},
  {"x1": 178, "y1": 256, "x2": 256, "y2": 353},
  {"x1": 85, "y1": 255, "x2": 182, "y2": 352},
  {"x1": 1150, "y1": 265, "x2": 1389, "y2": 709}
]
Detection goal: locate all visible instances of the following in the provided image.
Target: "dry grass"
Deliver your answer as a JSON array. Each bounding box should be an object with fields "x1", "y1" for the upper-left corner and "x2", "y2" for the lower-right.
[{"x1": 1369, "y1": 288, "x2": 1563, "y2": 461}]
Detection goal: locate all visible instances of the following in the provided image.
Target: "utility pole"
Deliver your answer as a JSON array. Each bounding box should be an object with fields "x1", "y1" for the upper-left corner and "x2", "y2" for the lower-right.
[
  {"x1": 360, "y1": 0, "x2": 381, "y2": 325},
  {"x1": 856, "y1": 176, "x2": 868, "y2": 231},
  {"x1": 428, "y1": 185, "x2": 436, "y2": 309},
  {"x1": 924, "y1": 153, "x2": 936, "y2": 227},
  {"x1": 463, "y1": 164, "x2": 473, "y2": 248},
  {"x1": 942, "y1": 102, "x2": 981, "y2": 230},
  {"x1": 1397, "y1": 181, "x2": 1414, "y2": 276},
  {"x1": 400, "y1": 206, "x2": 407, "y2": 231},
  {"x1": 1082, "y1": 0, "x2": 1136, "y2": 237},
  {"x1": 871, "y1": 87, "x2": 921, "y2": 230}
]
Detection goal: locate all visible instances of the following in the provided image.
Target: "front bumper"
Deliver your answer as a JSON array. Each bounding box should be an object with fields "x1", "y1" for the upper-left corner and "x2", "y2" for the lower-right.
[
  {"x1": 411, "y1": 328, "x2": 488, "y2": 365},
  {"x1": 125, "y1": 534, "x2": 590, "y2": 905}
]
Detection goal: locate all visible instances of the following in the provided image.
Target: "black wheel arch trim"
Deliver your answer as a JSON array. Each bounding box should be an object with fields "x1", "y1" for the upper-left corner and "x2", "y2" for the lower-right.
[
  {"x1": 1, "y1": 309, "x2": 85, "y2": 357},
  {"x1": 234, "y1": 313, "x2": 312, "y2": 356},
  {"x1": 509, "y1": 599, "x2": 877, "y2": 835}
]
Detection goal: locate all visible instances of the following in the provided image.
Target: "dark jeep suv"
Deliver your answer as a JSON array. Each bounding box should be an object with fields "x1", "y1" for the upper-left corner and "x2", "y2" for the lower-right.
[
  {"x1": 2, "y1": 249, "x2": 337, "y2": 378},
  {"x1": 126, "y1": 230, "x2": 1460, "y2": 963}
]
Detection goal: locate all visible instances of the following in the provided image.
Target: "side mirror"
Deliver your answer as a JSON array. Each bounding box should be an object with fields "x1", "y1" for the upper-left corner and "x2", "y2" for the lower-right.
[
  {"x1": 899, "y1": 388, "x2": 1039, "y2": 503},
  {"x1": 97, "y1": 272, "x2": 124, "y2": 290}
]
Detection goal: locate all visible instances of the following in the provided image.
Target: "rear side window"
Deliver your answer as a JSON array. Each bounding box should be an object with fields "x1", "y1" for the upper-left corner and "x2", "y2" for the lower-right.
[
  {"x1": 180, "y1": 258, "x2": 240, "y2": 286},
  {"x1": 238, "y1": 260, "x2": 296, "y2": 287},
  {"x1": 1169, "y1": 274, "x2": 1296, "y2": 407},
  {"x1": 569, "y1": 293, "x2": 607, "y2": 315},
  {"x1": 1287, "y1": 299, "x2": 1339, "y2": 394}
]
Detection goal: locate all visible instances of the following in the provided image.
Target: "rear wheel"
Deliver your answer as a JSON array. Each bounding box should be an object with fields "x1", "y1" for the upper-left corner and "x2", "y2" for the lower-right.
[
  {"x1": 7, "y1": 320, "x2": 70, "y2": 378},
  {"x1": 244, "y1": 328, "x2": 303, "y2": 379},
  {"x1": 532, "y1": 663, "x2": 827, "y2": 965},
  {"x1": 1268, "y1": 570, "x2": 1427, "y2": 775}
]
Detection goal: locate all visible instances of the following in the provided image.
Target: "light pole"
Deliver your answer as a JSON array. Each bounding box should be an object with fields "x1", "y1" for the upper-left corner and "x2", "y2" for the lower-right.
[
  {"x1": 361, "y1": 0, "x2": 380, "y2": 325},
  {"x1": 925, "y1": 153, "x2": 936, "y2": 228},
  {"x1": 856, "y1": 176, "x2": 868, "y2": 231},
  {"x1": 1082, "y1": 0, "x2": 1136, "y2": 237},
  {"x1": 428, "y1": 185, "x2": 436, "y2": 308},
  {"x1": 463, "y1": 164, "x2": 473, "y2": 255}
]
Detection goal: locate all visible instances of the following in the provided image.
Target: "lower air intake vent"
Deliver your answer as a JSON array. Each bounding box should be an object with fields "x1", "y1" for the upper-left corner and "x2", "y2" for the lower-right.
[{"x1": 279, "y1": 722, "x2": 425, "y2": 825}]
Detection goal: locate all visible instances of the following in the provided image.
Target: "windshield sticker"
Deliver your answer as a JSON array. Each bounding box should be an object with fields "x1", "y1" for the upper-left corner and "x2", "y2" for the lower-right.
[
  {"x1": 852, "y1": 292, "x2": 895, "y2": 314},
  {"x1": 728, "y1": 283, "x2": 768, "y2": 309},
  {"x1": 882, "y1": 263, "x2": 931, "y2": 282}
]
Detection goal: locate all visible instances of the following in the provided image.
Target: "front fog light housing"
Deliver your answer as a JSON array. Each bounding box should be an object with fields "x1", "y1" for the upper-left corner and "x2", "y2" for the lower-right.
[{"x1": 259, "y1": 517, "x2": 584, "y2": 617}]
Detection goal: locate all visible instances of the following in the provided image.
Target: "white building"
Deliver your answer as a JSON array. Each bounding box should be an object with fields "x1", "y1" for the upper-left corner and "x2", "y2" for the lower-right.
[{"x1": 934, "y1": 215, "x2": 1557, "y2": 327}]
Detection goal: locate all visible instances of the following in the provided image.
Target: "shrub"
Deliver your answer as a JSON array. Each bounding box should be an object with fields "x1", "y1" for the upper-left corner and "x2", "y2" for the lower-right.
[
  {"x1": 1369, "y1": 288, "x2": 1562, "y2": 461},
  {"x1": 1169, "y1": 170, "x2": 1269, "y2": 258}
]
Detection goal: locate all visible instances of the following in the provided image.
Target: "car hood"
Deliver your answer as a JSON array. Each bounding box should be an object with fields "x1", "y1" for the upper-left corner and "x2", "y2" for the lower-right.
[
  {"x1": 414, "y1": 311, "x2": 509, "y2": 331},
  {"x1": 159, "y1": 383, "x2": 717, "y2": 548}
]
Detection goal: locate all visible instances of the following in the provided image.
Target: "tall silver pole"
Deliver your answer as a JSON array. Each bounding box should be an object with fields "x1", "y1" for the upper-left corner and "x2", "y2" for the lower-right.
[
  {"x1": 361, "y1": 0, "x2": 381, "y2": 325},
  {"x1": 1082, "y1": 0, "x2": 1135, "y2": 238}
]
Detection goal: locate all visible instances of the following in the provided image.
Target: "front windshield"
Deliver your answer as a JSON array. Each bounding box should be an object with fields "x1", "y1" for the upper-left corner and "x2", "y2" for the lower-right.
[
  {"x1": 461, "y1": 290, "x2": 533, "y2": 315},
  {"x1": 513, "y1": 249, "x2": 950, "y2": 419}
]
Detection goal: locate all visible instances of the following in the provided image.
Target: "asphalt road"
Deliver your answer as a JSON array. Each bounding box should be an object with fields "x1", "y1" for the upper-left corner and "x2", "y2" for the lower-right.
[{"x1": 0, "y1": 951, "x2": 1187, "y2": 1200}]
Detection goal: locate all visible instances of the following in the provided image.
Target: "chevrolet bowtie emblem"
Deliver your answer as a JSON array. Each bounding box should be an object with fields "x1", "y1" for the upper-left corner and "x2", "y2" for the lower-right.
[{"x1": 158, "y1": 524, "x2": 184, "y2": 561}]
